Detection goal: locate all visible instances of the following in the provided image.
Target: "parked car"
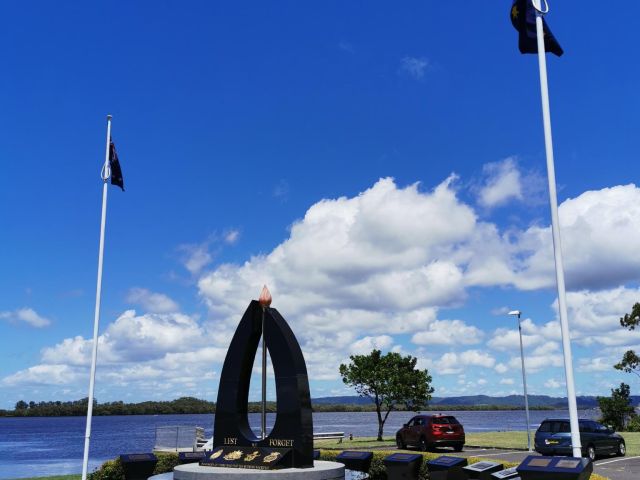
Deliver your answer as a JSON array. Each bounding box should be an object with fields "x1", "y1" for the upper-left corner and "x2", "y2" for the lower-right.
[
  {"x1": 534, "y1": 418, "x2": 626, "y2": 461},
  {"x1": 396, "y1": 414, "x2": 465, "y2": 452}
]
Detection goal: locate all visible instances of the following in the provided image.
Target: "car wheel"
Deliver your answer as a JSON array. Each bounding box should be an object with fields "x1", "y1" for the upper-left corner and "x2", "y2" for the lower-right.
[
  {"x1": 396, "y1": 435, "x2": 406, "y2": 449},
  {"x1": 617, "y1": 441, "x2": 626, "y2": 457},
  {"x1": 419, "y1": 437, "x2": 429, "y2": 452},
  {"x1": 453, "y1": 443, "x2": 463, "y2": 452},
  {"x1": 586, "y1": 445, "x2": 596, "y2": 462}
]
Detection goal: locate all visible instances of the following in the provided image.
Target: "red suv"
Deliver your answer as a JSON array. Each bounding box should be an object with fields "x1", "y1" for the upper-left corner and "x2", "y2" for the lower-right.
[{"x1": 396, "y1": 414, "x2": 465, "y2": 452}]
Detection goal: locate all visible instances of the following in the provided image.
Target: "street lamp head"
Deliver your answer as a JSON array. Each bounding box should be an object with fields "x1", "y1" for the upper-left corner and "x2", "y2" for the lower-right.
[{"x1": 508, "y1": 310, "x2": 521, "y2": 316}]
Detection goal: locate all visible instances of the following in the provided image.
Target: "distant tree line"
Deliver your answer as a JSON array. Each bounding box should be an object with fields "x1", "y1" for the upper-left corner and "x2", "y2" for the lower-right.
[
  {"x1": 2, "y1": 397, "x2": 216, "y2": 417},
  {"x1": 0, "y1": 396, "x2": 554, "y2": 417}
]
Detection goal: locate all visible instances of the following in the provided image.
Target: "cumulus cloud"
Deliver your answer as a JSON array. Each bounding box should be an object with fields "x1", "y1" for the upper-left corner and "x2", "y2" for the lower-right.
[
  {"x1": 179, "y1": 242, "x2": 213, "y2": 275},
  {"x1": 411, "y1": 320, "x2": 483, "y2": 346},
  {"x1": 127, "y1": 288, "x2": 179, "y2": 313},
  {"x1": 495, "y1": 363, "x2": 509, "y2": 374},
  {"x1": 544, "y1": 378, "x2": 563, "y2": 389},
  {"x1": 349, "y1": 335, "x2": 394, "y2": 355},
  {"x1": 6, "y1": 175, "x2": 640, "y2": 398},
  {"x1": 0, "y1": 307, "x2": 51, "y2": 328},
  {"x1": 514, "y1": 184, "x2": 640, "y2": 290},
  {"x1": 477, "y1": 158, "x2": 523, "y2": 208},
  {"x1": 2, "y1": 364, "x2": 81, "y2": 386}
]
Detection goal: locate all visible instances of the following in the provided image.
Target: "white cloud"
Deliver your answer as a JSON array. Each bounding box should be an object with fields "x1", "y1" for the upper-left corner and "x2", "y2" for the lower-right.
[
  {"x1": 179, "y1": 242, "x2": 213, "y2": 275},
  {"x1": 127, "y1": 288, "x2": 179, "y2": 313},
  {"x1": 224, "y1": 229, "x2": 240, "y2": 245},
  {"x1": 2, "y1": 365, "x2": 80, "y2": 386},
  {"x1": 6, "y1": 176, "x2": 640, "y2": 398},
  {"x1": 349, "y1": 335, "x2": 394, "y2": 355},
  {"x1": 411, "y1": 320, "x2": 483, "y2": 346},
  {"x1": 500, "y1": 378, "x2": 514, "y2": 385},
  {"x1": 400, "y1": 56, "x2": 429, "y2": 79},
  {"x1": 544, "y1": 378, "x2": 563, "y2": 389},
  {"x1": 495, "y1": 363, "x2": 509, "y2": 374},
  {"x1": 477, "y1": 158, "x2": 523, "y2": 208},
  {"x1": 0, "y1": 307, "x2": 51, "y2": 328},
  {"x1": 514, "y1": 184, "x2": 640, "y2": 290}
]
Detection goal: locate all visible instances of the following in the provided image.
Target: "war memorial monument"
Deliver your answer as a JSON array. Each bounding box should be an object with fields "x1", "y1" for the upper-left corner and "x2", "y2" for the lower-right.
[{"x1": 153, "y1": 288, "x2": 344, "y2": 480}]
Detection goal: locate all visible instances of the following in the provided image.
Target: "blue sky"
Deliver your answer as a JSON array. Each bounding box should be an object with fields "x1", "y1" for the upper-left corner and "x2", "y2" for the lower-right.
[{"x1": 1, "y1": 1, "x2": 640, "y2": 409}]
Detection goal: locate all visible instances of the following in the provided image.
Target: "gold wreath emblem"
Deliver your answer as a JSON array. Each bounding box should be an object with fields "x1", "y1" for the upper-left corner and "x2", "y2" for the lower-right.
[
  {"x1": 224, "y1": 450, "x2": 243, "y2": 461},
  {"x1": 244, "y1": 451, "x2": 261, "y2": 462},
  {"x1": 263, "y1": 452, "x2": 280, "y2": 463},
  {"x1": 209, "y1": 449, "x2": 223, "y2": 460}
]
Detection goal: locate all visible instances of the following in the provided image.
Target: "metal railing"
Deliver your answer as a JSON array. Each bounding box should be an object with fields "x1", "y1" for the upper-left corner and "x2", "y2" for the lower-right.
[{"x1": 154, "y1": 426, "x2": 206, "y2": 452}]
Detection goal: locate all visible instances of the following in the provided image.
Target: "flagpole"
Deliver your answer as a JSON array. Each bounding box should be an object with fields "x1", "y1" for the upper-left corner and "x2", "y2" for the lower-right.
[
  {"x1": 81, "y1": 115, "x2": 113, "y2": 480},
  {"x1": 532, "y1": 0, "x2": 581, "y2": 458}
]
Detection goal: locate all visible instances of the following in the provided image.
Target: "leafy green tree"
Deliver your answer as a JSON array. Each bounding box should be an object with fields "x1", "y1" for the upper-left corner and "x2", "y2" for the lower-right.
[
  {"x1": 614, "y1": 303, "x2": 640, "y2": 378},
  {"x1": 597, "y1": 383, "x2": 635, "y2": 431},
  {"x1": 339, "y1": 349, "x2": 434, "y2": 441},
  {"x1": 15, "y1": 400, "x2": 28, "y2": 410}
]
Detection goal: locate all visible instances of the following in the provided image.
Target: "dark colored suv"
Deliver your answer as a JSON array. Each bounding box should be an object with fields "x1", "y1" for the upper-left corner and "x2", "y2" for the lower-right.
[
  {"x1": 534, "y1": 418, "x2": 626, "y2": 461},
  {"x1": 396, "y1": 414, "x2": 465, "y2": 452}
]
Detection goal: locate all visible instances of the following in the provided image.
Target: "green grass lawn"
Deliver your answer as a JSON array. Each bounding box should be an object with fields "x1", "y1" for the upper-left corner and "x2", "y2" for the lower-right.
[
  {"x1": 315, "y1": 431, "x2": 640, "y2": 457},
  {"x1": 314, "y1": 436, "x2": 396, "y2": 449}
]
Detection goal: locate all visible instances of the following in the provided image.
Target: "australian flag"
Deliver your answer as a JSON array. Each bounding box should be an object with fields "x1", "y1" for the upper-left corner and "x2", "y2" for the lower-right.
[
  {"x1": 511, "y1": 0, "x2": 563, "y2": 57},
  {"x1": 109, "y1": 139, "x2": 124, "y2": 191}
]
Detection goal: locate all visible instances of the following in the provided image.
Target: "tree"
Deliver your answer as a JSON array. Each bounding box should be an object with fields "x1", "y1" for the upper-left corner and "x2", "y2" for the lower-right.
[
  {"x1": 597, "y1": 383, "x2": 635, "y2": 431},
  {"x1": 15, "y1": 400, "x2": 28, "y2": 411},
  {"x1": 614, "y1": 303, "x2": 640, "y2": 378},
  {"x1": 339, "y1": 349, "x2": 434, "y2": 441}
]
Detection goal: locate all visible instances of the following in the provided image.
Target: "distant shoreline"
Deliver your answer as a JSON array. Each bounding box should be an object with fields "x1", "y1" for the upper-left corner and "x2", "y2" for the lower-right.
[{"x1": 2, "y1": 394, "x2": 603, "y2": 418}]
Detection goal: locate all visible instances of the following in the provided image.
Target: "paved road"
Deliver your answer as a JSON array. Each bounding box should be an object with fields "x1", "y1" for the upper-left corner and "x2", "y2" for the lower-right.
[{"x1": 447, "y1": 446, "x2": 640, "y2": 480}]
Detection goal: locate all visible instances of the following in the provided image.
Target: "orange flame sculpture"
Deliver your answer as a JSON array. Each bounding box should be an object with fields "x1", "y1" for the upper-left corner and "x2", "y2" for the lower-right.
[{"x1": 258, "y1": 285, "x2": 272, "y2": 307}]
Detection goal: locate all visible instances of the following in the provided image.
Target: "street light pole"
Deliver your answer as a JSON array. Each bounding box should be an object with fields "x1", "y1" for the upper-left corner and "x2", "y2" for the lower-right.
[{"x1": 509, "y1": 310, "x2": 532, "y2": 452}]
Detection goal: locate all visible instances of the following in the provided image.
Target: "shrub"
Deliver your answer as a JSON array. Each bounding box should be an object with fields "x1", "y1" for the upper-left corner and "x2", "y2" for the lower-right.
[
  {"x1": 89, "y1": 458, "x2": 124, "y2": 480},
  {"x1": 89, "y1": 452, "x2": 179, "y2": 480},
  {"x1": 626, "y1": 414, "x2": 640, "y2": 432}
]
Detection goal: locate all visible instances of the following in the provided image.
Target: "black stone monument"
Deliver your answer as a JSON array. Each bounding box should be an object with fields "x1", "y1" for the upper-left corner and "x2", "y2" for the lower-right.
[{"x1": 204, "y1": 297, "x2": 313, "y2": 469}]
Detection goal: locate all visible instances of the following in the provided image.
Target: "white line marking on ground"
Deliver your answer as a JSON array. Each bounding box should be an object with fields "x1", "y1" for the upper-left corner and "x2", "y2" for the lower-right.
[
  {"x1": 596, "y1": 455, "x2": 640, "y2": 465},
  {"x1": 464, "y1": 448, "x2": 501, "y2": 452}
]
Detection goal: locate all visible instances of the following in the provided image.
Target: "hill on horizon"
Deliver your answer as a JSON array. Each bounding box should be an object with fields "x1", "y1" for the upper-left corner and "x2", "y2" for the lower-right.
[{"x1": 311, "y1": 394, "x2": 640, "y2": 409}]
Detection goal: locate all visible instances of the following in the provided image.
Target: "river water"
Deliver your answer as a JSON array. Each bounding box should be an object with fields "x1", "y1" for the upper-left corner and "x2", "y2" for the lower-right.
[{"x1": 0, "y1": 410, "x2": 599, "y2": 479}]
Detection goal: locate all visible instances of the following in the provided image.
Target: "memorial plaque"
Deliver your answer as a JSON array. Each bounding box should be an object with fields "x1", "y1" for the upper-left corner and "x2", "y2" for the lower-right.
[
  {"x1": 426, "y1": 456, "x2": 468, "y2": 480},
  {"x1": 463, "y1": 460, "x2": 503, "y2": 480},
  {"x1": 491, "y1": 467, "x2": 520, "y2": 479},
  {"x1": 383, "y1": 453, "x2": 423, "y2": 480},
  {"x1": 209, "y1": 299, "x2": 313, "y2": 469},
  {"x1": 336, "y1": 451, "x2": 373, "y2": 472},
  {"x1": 200, "y1": 446, "x2": 293, "y2": 470},
  {"x1": 119, "y1": 453, "x2": 158, "y2": 480},
  {"x1": 178, "y1": 451, "x2": 206, "y2": 464},
  {"x1": 517, "y1": 455, "x2": 593, "y2": 480}
]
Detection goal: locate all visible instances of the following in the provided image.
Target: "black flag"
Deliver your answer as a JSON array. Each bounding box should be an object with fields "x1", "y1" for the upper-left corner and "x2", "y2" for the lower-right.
[
  {"x1": 109, "y1": 139, "x2": 124, "y2": 191},
  {"x1": 511, "y1": 0, "x2": 563, "y2": 57}
]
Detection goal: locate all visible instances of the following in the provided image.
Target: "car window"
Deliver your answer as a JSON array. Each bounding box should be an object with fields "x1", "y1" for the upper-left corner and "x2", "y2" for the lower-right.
[
  {"x1": 579, "y1": 422, "x2": 591, "y2": 433},
  {"x1": 594, "y1": 423, "x2": 609, "y2": 432},
  {"x1": 538, "y1": 421, "x2": 552, "y2": 432},
  {"x1": 406, "y1": 418, "x2": 415, "y2": 427},
  {"x1": 433, "y1": 416, "x2": 459, "y2": 425},
  {"x1": 559, "y1": 422, "x2": 570, "y2": 433}
]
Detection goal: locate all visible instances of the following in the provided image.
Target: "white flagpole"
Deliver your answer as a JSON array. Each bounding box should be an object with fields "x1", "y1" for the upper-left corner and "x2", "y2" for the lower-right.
[
  {"x1": 81, "y1": 114, "x2": 113, "y2": 480},
  {"x1": 532, "y1": 0, "x2": 581, "y2": 458}
]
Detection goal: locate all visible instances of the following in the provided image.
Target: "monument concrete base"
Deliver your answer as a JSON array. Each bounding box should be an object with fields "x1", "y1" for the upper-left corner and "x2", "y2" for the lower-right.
[{"x1": 148, "y1": 461, "x2": 345, "y2": 480}]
